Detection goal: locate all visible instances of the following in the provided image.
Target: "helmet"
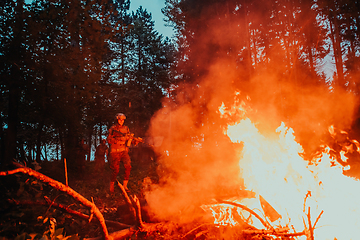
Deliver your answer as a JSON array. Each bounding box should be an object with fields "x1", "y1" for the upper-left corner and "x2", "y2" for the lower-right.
[{"x1": 116, "y1": 113, "x2": 126, "y2": 120}]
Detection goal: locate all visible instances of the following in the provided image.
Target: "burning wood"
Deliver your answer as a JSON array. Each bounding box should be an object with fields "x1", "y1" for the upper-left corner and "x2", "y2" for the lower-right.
[
  {"x1": 116, "y1": 180, "x2": 144, "y2": 228},
  {"x1": 259, "y1": 195, "x2": 281, "y2": 222},
  {"x1": 198, "y1": 192, "x2": 326, "y2": 240},
  {"x1": 1, "y1": 161, "x2": 327, "y2": 240}
]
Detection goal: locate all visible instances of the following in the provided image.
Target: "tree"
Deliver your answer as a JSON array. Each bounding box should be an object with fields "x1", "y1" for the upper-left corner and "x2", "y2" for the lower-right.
[
  {"x1": 0, "y1": 0, "x2": 25, "y2": 167},
  {"x1": 317, "y1": 0, "x2": 346, "y2": 88},
  {"x1": 107, "y1": 6, "x2": 176, "y2": 136},
  {"x1": 0, "y1": 0, "x2": 120, "y2": 167},
  {"x1": 0, "y1": 0, "x2": 176, "y2": 168}
]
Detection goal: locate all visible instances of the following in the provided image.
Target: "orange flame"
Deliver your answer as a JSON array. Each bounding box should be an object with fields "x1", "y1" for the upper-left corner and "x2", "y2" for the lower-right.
[
  {"x1": 206, "y1": 101, "x2": 360, "y2": 239},
  {"x1": 202, "y1": 203, "x2": 239, "y2": 227}
]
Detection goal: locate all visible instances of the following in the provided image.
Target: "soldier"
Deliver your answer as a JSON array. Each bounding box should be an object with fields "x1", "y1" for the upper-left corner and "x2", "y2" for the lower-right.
[
  {"x1": 76, "y1": 138, "x2": 89, "y2": 172},
  {"x1": 107, "y1": 113, "x2": 134, "y2": 193},
  {"x1": 94, "y1": 139, "x2": 108, "y2": 175}
]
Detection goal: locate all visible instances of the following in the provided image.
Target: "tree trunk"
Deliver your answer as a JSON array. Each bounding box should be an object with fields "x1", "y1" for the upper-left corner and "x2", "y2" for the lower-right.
[
  {"x1": 308, "y1": 44, "x2": 315, "y2": 76},
  {"x1": 329, "y1": 11, "x2": 345, "y2": 88},
  {"x1": 35, "y1": 120, "x2": 44, "y2": 163},
  {"x1": 244, "y1": 3, "x2": 252, "y2": 71},
  {"x1": 4, "y1": 82, "x2": 20, "y2": 166},
  {"x1": 87, "y1": 130, "x2": 92, "y2": 162},
  {"x1": 44, "y1": 144, "x2": 48, "y2": 162},
  {"x1": 4, "y1": 0, "x2": 24, "y2": 167},
  {"x1": 121, "y1": 37, "x2": 125, "y2": 85},
  {"x1": 36, "y1": 65, "x2": 50, "y2": 163}
]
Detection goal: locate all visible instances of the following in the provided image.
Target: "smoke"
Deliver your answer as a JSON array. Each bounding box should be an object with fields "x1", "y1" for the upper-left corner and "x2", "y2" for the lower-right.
[
  {"x1": 143, "y1": 1, "x2": 358, "y2": 224},
  {"x1": 144, "y1": 60, "x2": 247, "y2": 223}
]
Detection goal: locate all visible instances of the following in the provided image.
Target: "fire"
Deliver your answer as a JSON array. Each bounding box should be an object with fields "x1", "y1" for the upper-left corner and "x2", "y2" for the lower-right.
[
  {"x1": 204, "y1": 101, "x2": 360, "y2": 239},
  {"x1": 202, "y1": 203, "x2": 239, "y2": 226}
]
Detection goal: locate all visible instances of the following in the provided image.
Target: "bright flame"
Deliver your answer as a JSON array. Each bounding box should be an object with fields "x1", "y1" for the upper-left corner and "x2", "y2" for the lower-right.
[
  {"x1": 202, "y1": 203, "x2": 239, "y2": 227},
  {"x1": 208, "y1": 102, "x2": 360, "y2": 239}
]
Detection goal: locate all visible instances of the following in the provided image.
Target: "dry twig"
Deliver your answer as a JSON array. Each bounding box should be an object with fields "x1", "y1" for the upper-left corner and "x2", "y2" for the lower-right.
[
  {"x1": 181, "y1": 223, "x2": 214, "y2": 239},
  {"x1": 307, "y1": 207, "x2": 314, "y2": 240},
  {"x1": 313, "y1": 210, "x2": 324, "y2": 229},
  {"x1": 7, "y1": 198, "x2": 132, "y2": 229},
  {"x1": 0, "y1": 164, "x2": 110, "y2": 240},
  {"x1": 116, "y1": 180, "x2": 136, "y2": 220},
  {"x1": 218, "y1": 200, "x2": 272, "y2": 229},
  {"x1": 116, "y1": 180, "x2": 144, "y2": 229}
]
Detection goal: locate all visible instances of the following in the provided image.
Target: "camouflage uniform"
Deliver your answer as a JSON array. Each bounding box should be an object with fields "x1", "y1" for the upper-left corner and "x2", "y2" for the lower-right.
[
  {"x1": 94, "y1": 139, "x2": 108, "y2": 170},
  {"x1": 107, "y1": 121, "x2": 132, "y2": 184},
  {"x1": 76, "y1": 139, "x2": 89, "y2": 172}
]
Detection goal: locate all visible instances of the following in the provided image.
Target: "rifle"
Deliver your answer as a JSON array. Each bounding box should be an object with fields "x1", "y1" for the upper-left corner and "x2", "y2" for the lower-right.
[
  {"x1": 109, "y1": 130, "x2": 126, "y2": 144},
  {"x1": 110, "y1": 129, "x2": 143, "y2": 146},
  {"x1": 133, "y1": 137, "x2": 144, "y2": 144},
  {"x1": 127, "y1": 135, "x2": 144, "y2": 147}
]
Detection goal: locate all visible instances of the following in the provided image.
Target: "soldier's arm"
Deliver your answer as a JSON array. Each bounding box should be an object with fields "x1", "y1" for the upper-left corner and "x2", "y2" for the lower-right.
[
  {"x1": 127, "y1": 128, "x2": 144, "y2": 146},
  {"x1": 107, "y1": 127, "x2": 116, "y2": 144}
]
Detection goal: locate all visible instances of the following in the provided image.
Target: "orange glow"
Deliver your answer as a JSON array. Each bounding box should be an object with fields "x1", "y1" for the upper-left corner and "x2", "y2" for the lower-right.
[
  {"x1": 145, "y1": 52, "x2": 359, "y2": 238},
  {"x1": 209, "y1": 101, "x2": 360, "y2": 239},
  {"x1": 202, "y1": 203, "x2": 239, "y2": 226}
]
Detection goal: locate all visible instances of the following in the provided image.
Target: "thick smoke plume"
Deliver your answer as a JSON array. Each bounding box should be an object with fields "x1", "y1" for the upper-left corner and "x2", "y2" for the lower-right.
[{"x1": 144, "y1": 2, "x2": 358, "y2": 223}]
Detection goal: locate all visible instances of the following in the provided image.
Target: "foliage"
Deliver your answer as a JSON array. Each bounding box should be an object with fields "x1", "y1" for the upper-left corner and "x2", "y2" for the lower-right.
[
  {"x1": 0, "y1": 0, "x2": 176, "y2": 167},
  {"x1": 3, "y1": 0, "x2": 360, "y2": 175},
  {"x1": 11, "y1": 219, "x2": 80, "y2": 240},
  {"x1": 162, "y1": 0, "x2": 332, "y2": 84},
  {"x1": 0, "y1": 150, "x2": 159, "y2": 239},
  {"x1": 159, "y1": 0, "x2": 360, "y2": 156}
]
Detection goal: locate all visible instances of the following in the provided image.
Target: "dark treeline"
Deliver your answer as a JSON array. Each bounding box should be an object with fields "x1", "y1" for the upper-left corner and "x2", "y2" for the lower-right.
[
  {"x1": 164, "y1": 0, "x2": 360, "y2": 90},
  {"x1": 161, "y1": 0, "x2": 360, "y2": 156},
  {"x1": 0, "y1": 0, "x2": 176, "y2": 170},
  {"x1": 1, "y1": 0, "x2": 360, "y2": 170}
]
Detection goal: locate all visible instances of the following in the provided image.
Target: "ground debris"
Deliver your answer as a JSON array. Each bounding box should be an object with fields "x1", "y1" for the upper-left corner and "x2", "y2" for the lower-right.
[{"x1": 0, "y1": 160, "x2": 321, "y2": 240}]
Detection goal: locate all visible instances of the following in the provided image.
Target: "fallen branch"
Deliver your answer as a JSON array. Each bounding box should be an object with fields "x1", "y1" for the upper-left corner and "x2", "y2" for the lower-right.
[
  {"x1": 242, "y1": 226, "x2": 307, "y2": 238},
  {"x1": 181, "y1": 223, "x2": 215, "y2": 239},
  {"x1": 0, "y1": 164, "x2": 110, "y2": 240},
  {"x1": 116, "y1": 180, "x2": 144, "y2": 228},
  {"x1": 195, "y1": 230, "x2": 208, "y2": 239},
  {"x1": 80, "y1": 178, "x2": 153, "y2": 240},
  {"x1": 8, "y1": 198, "x2": 89, "y2": 219},
  {"x1": 264, "y1": 230, "x2": 306, "y2": 237},
  {"x1": 7, "y1": 198, "x2": 132, "y2": 230},
  {"x1": 217, "y1": 200, "x2": 272, "y2": 229},
  {"x1": 84, "y1": 226, "x2": 137, "y2": 240},
  {"x1": 242, "y1": 226, "x2": 297, "y2": 236},
  {"x1": 130, "y1": 195, "x2": 145, "y2": 228},
  {"x1": 116, "y1": 180, "x2": 136, "y2": 219},
  {"x1": 85, "y1": 223, "x2": 173, "y2": 240}
]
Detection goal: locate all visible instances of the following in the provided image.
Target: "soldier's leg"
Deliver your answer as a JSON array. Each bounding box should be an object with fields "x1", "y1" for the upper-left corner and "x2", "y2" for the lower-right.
[
  {"x1": 109, "y1": 152, "x2": 120, "y2": 193},
  {"x1": 121, "y1": 152, "x2": 132, "y2": 190}
]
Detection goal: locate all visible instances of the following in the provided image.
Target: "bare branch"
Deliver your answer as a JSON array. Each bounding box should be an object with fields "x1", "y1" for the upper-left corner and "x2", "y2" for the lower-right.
[
  {"x1": 181, "y1": 223, "x2": 215, "y2": 239},
  {"x1": 217, "y1": 200, "x2": 272, "y2": 230},
  {"x1": 307, "y1": 207, "x2": 314, "y2": 240},
  {"x1": 313, "y1": 210, "x2": 324, "y2": 229},
  {"x1": 7, "y1": 198, "x2": 132, "y2": 230},
  {"x1": 116, "y1": 180, "x2": 137, "y2": 220},
  {"x1": 0, "y1": 166, "x2": 110, "y2": 240},
  {"x1": 116, "y1": 180, "x2": 144, "y2": 229},
  {"x1": 130, "y1": 195, "x2": 145, "y2": 228},
  {"x1": 242, "y1": 226, "x2": 291, "y2": 235}
]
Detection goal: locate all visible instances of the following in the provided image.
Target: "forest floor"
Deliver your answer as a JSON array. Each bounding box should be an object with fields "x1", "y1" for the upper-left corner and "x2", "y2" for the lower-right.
[
  {"x1": 0, "y1": 154, "x2": 163, "y2": 239},
  {"x1": 0, "y1": 153, "x2": 314, "y2": 240}
]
